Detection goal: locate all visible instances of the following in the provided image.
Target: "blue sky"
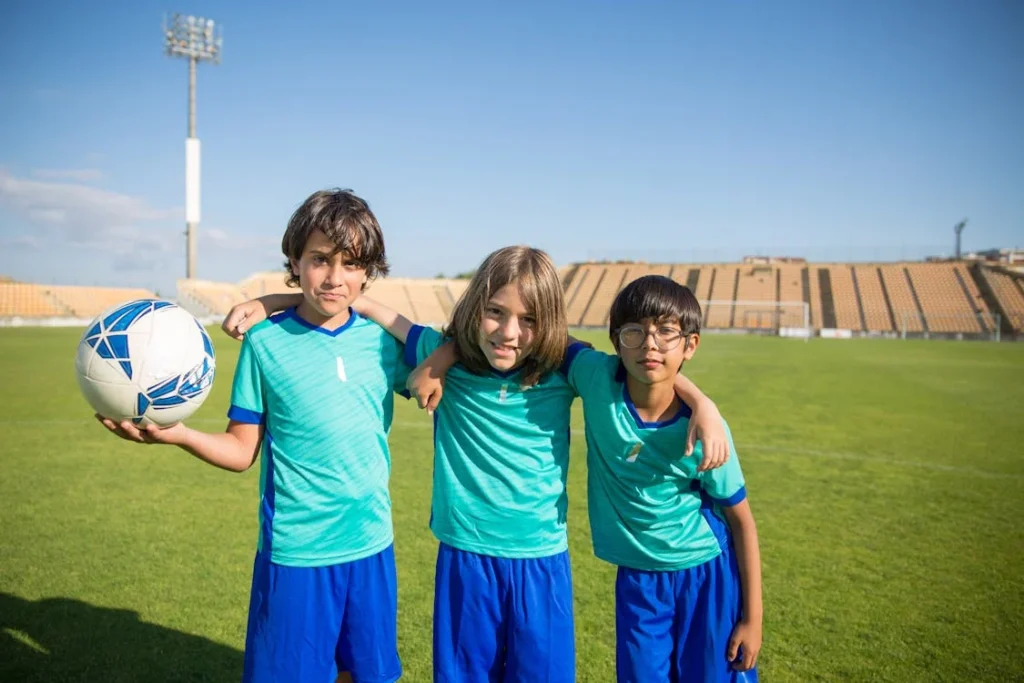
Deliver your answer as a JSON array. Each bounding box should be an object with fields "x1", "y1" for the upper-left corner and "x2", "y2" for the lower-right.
[{"x1": 1, "y1": 1, "x2": 1021, "y2": 295}]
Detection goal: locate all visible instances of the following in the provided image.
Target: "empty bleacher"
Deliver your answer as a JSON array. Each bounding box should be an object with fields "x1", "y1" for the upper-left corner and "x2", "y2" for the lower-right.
[
  {"x1": 0, "y1": 283, "x2": 160, "y2": 319},
  {"x1": 852, "y1": 266, "x2": 894, "y2": 333},
  {"x1": 565, "y1": 264, "x2": 602, "y2": 327},
  {"x1": 177, "y1": 280, "x2": 247, "y2": 317},
  {"x1": 581, "y1": 264, "x2": 633, "y2": 327},
  {"x1": 979, "y1": 267, "x2": 1024, "y2": 333},
  {"x1": 777, "y1": 264, "x2": 808, "y2": 329},
  {"x1": 904, "y1": 263, "x2": 990, "y2": 334},
  {"x1": 733, "y1": 266, "x2": 778, "y2": 330},
  {"x1": 878, "y1": 265, "x2": 924, "y2": 333},
  {"x1": 706, "y1": 266, "x2": 739, "y2": 329},
  {"x1": 5, "y1": 261, "x2": 1020, "y2": 339},
  {"x1": 0, "y1": 283, "x2": 69, "y2": 317},
  {"x1": 826, "y1": 266, "x2": 863, "y2": 331},
  {"x1": 406, "y1": 282, "x2": 448, "y2": 325}
]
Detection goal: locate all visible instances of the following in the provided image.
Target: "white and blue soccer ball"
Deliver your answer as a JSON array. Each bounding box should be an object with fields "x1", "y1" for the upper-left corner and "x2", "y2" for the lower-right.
[{"x1": 75, "y1": 299, "x2": 216, "y2": 428}]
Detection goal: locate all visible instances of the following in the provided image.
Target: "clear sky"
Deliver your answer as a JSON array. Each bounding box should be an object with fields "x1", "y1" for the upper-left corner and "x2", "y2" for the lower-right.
[{"x1": 1, "y1": 0, "x2": 1021, "y2": 295}]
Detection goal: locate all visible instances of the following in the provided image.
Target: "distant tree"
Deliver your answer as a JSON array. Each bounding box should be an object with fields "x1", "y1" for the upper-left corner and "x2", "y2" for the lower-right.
[{"x1": 453, "y1": 269, "x2": 476, "y2": 280}]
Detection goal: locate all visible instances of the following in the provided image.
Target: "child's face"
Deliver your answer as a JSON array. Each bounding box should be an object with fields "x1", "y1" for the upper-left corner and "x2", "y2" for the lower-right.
[
  {"x1": 478, "y1": 283, "x2": 536, "y2": 372},
  {"x1": 616, "y1": 318, "x2": 698, "y2": 386},
  {"x1": 290, "y1": 229, "x2": 368, "y2": 323}
]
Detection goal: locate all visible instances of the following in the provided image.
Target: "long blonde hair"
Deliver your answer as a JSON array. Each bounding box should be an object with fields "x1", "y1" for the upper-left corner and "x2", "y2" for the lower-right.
[{"x1": 445, "y1": 246, "x2": 567, "y2": 387}]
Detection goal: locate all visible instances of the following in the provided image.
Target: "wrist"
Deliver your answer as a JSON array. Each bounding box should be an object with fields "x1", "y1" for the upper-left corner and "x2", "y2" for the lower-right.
[{"x1": 170, "y1": 424, "x2": 196, "y2": 448}]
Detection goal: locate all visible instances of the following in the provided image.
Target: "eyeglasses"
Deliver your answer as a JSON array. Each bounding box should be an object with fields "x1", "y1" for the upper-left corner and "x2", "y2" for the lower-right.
[{"x1": 617, "y1": 324, "x2": 689, "y2": 351}]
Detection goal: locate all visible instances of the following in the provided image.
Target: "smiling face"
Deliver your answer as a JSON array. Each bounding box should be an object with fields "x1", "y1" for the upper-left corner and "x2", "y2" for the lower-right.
[
  {"x1": 290, "y1": 229, "x2": 368, "y2": 328},
  {"x1": 616, "y1": 318, "x2": 699, "y2": 386},
  {"x1": 477, "y1": 283, "x2": 537, "y2": 372}
]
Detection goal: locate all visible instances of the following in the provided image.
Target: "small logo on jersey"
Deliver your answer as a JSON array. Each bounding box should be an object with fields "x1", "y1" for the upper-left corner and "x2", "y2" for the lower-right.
[
  {"x1": 336, "y1": 357, "x2": 347, "y2": 382},
  {"x1": 626, "y1": 443, "x2": 642, "y2": 463},
  {"x1": 499, "y1": 383, "x2": 508, "y2": 403}
]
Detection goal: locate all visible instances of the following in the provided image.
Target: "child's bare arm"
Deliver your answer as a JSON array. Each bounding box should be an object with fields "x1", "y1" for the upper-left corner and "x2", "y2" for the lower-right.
[
  {"x1": 222, "y1": 293, "x2": 303, "y2": 339},
  {"x1": 407, "y1": 341, "x2": 455, "y2": 413},
  {"x1": 672, "y1": 374, "x2": 729, "y2": 471},
  {"x1": 722, "y1": 500, "x2": 763, "y2": 672},
  {"x1": 351, "y1": 295, "x2": 413, "y2": 343},
  {"x1": 96, "y1": 416, "x2": 263, "y2": 473}
]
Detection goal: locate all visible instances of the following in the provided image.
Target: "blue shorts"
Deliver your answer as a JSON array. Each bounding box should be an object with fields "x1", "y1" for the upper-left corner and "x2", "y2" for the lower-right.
[
  {"x1": 242, "y1": 545, "x2": 401, "y2": 683},
  {"x1": 616, "y1": 547, "x2": 758, "y2": 683},
  {"x1": 433, "y1": 543, "x2": 576, "y2": 682}
]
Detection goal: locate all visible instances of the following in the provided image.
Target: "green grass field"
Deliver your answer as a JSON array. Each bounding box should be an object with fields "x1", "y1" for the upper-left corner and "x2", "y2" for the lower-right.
[{"x1": 1, "y1": 326, "x2": 1022, "y2": 682}]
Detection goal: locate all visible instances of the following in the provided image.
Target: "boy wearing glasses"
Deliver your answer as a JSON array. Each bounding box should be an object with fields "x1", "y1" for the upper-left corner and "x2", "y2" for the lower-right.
[{"x1": 561, "y1": 275, "x2": 762, "y2": 682}]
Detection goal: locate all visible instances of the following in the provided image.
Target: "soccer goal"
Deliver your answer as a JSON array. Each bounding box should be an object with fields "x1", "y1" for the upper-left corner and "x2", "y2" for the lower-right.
[
  {"x1": 897, "y1": 311, "x2": 1002, "y2": 341},
  {"x1": 702, "y1": 300, "x2": 811, "y2": 337}
]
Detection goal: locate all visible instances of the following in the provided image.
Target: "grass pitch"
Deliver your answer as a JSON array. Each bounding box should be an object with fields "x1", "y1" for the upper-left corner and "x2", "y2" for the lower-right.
[{"x1": 1, "y1": 326, "x2": 1022, "y2": 681}]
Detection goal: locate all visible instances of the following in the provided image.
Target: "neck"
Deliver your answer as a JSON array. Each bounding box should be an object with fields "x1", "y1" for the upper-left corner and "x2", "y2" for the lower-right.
[
  {"x1": 625, "y1": 374, "x2": 681, "y2": 424},
  {"x1": 296, "y1": 302, "x2": 352, "y2": 330}
]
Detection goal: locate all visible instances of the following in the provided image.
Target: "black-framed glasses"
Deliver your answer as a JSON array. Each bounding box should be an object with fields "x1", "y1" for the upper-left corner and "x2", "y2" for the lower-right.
[{"x1": 617, "y1": 324, "x2": 688, "y2": 351}]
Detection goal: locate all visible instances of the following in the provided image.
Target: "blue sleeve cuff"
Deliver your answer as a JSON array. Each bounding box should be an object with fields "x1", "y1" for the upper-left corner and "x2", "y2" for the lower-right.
[
  {"x1": 404, "y1": 325, "x2": 425, "y2": 368},
  {"x1": 710, "y1": 486, "x2": 747, "y2": 508},
  {"x1": 559, "y1": 341, "x2": 587, "y2": 378},
  {"x1": 228, "y1": 405, "x2": 265, "y2": 425}
]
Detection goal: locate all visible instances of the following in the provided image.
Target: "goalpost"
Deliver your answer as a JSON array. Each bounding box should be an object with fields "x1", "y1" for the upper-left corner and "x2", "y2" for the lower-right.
[
  {"x1": 897, "y1": 311, "x2": 1002, "y2": 341},
  {"x1": 702, "y1": 300, "x2": 811, "y2": 338}
]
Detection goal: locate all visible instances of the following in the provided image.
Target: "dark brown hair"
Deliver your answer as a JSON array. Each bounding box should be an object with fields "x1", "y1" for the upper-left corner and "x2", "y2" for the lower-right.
[{"x1": 281, "y1": 189, "x2": 389, "y2": 287}]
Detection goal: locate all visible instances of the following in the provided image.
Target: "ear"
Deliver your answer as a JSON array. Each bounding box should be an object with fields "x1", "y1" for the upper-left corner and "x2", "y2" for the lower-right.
[
  {"x1": 288, "y1": 258, "x2": 300, "y2": 280},
  {"x1": 681, "y1": 333, "x2": 700, "y2": 360}
]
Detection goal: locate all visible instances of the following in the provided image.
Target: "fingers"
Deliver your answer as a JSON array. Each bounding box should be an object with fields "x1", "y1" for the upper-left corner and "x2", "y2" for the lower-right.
[
  {"x1": 221, "y1": 309, "x2": 248, "y2": 340},
  {"x1": 96, "y1": 413, "x2": 120, "y2": 434},
  {"x1": 726, "y1": 635, "x2": 740, "y2": 663},
  {"x1": 696, "y1": 438, "x2": 731, "y2": 472},
  {"x1": 425, "y1": 386, "x2": 443, "y2": 415},
  {"x1": 732, "y1": 645, "x2": 759, "y2": 672}
]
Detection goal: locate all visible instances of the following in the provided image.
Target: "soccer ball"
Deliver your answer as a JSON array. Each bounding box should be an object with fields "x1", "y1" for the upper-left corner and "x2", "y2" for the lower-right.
[{"x1": 75, "y1": 299, "x2": 216, "y2": 428}]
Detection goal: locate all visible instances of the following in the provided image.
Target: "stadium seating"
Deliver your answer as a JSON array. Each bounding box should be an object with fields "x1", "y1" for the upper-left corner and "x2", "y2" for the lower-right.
[
  {"x1": 852, "y1": 266, "x2": 894, "y2": 332},
  {"x1": 877, "y1": 265, "x2": 924, "y2": 333},
  {"x1": 0, "y1": 283, "x2": 69, "y2": 317},
  {"x1": 705, "y1": 265, "x2": 739, "y2": 329},
  {"x1": 979, "y1": 268, "x2": 1024, "y2": 332},
  {"x1": 733, "y1": 265, "x2": 778, "y2": 330},
  {"x1": 177, "y1": 280, "x2": 247, "y2": 317},
  {"x1": 5, "y1": 262, "x2": 1021, "y2": 339},
  {"x1": 581, "y1": 264, "x2": 633, "y2": 327},
  {"x1": 904, "y1": 263, "x2": 991, "y2": 334},
  {"x1": 0, "y1": 283, "x2": 160, "y2": 319}
]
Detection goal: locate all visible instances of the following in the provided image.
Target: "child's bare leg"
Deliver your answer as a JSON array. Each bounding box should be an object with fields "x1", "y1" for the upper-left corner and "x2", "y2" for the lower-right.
[{"x1": 336, "y1": 672, "x2": 353, "y2": 683}]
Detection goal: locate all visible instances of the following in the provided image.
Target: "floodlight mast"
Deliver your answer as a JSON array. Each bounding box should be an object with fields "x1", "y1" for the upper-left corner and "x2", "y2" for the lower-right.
[
  {"x1": 954, "y1": 219, "x2": 967, "y2": 260},
  {"x1": 163, "y1": 14, "x2": 222, "y2": 279}
]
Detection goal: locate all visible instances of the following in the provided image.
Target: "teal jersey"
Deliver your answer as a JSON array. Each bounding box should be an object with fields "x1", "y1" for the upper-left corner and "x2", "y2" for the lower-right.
[
  {"x1": 229, "y1": 308, "x2": 410, "y2": 567},
  {"x1": 564, "y1": 345, "x2": 746, "y2": 572},
  {"x1": 406, "y1": 325, "x2": 576, "y2": 558}
]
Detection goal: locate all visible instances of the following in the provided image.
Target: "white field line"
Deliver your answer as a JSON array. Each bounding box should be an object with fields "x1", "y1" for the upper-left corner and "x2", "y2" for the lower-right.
[{"x1": 4, "y1": 418, "x2": 1020, "y2": 482}]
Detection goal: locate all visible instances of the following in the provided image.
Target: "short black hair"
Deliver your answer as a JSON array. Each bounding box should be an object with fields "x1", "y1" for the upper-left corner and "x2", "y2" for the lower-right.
[{"x1": 608, "y1": 275, "x2": 702, "y2": 346}]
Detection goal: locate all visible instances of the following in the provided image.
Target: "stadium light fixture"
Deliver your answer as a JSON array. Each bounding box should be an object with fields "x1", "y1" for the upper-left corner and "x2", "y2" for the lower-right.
[
  {"x1": 954, "y1": 219, "x2": 967, "y2": 260},
  {"x1": 163, "y1": 14, "x2": 223, "y2": 279}
]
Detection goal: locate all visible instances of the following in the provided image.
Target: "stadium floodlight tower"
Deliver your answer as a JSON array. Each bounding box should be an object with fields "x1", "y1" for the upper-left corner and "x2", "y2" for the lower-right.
[
  {"x1": 954, "y1": 219, "x2": 967, "y2": 260},
  {"x1": 163, "y1": 14, "x2": 222, "y2": 279}
]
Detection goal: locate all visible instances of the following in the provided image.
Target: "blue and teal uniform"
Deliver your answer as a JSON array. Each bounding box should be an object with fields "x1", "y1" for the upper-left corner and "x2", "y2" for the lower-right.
[
  {"x1": 564, "y1": 343, "x2": 757, "y2": 683},
  {"x1": 230, "y1": 307, "x2": 409, "y2": 683},
  {"x1": 405, "y1": 324, "x2": 577, "y2": 682}
]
